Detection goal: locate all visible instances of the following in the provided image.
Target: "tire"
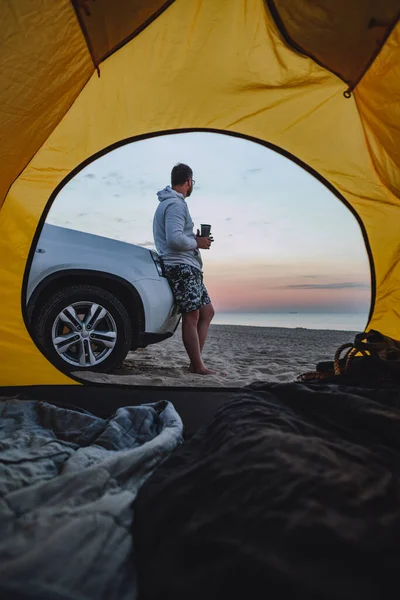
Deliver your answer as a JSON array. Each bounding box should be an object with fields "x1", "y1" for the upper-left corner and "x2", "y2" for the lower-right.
[{"x1": 33, "y1": 284, "x2": 133, "y2": 373}]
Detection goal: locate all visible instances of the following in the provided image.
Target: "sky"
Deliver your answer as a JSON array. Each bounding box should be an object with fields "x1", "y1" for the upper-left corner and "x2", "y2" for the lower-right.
[{"x1": 46, "y1": 132, "x2": 371, "y2": 317}]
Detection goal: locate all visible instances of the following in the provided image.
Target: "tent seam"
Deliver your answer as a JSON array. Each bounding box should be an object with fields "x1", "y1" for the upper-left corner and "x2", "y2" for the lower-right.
[
  {"x1": 265, "y1": 0, "x2": 349, "y2": 85},
  {"x1": 98, "y1": 0, "x2": 176, "y2": 65},
  {"x1": 265, "y1": 0, "x2": 400, "y2": 93},
  {"x1": 348, "y1": 12, "x2": 400, "y2": 92},
  {"x1": 70, "y1": 0, "x2": 100, "y2": 75}
]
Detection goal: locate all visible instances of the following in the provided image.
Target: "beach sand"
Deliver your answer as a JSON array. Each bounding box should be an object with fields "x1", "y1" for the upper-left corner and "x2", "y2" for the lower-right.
[{"x1": 77, "y1": 324, "x2": 358, "y2": 387}]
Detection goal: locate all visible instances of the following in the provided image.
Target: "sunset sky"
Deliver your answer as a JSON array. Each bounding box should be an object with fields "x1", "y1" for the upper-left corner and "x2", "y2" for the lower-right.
[{"x1": 46, "y1": 132, "x2": 371, "y2": 319}]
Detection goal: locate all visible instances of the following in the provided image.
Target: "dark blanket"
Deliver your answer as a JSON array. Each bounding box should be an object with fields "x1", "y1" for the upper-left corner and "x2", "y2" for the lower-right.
[
  {"x1": 0, "y1": 399, "x2": 183, "y2": 600},
  {"x1": 134, "y1": 380, "x2": 400, "y2": 600}
]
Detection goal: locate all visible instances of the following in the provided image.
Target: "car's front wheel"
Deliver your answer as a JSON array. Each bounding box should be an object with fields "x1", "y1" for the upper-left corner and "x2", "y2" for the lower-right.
[{"x1": 33, "y1": 284, "x2": 133, "y2": 373}]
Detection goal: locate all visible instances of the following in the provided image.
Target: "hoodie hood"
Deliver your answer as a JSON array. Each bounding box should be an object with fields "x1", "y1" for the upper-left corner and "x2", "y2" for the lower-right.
[{"x1": 157, "y1": 186, "x2": 185, "y2": 203}]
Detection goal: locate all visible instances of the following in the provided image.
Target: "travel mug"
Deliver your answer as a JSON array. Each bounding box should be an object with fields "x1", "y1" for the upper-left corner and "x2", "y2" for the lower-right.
[{"x1": 200, "y1": 224, "x2": 211, "y2": 237}]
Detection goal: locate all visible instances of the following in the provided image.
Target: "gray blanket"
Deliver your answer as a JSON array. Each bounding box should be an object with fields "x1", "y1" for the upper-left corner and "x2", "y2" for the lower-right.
[{"x1": 0, "y1": 399, "x2": 183, "y2": 600}]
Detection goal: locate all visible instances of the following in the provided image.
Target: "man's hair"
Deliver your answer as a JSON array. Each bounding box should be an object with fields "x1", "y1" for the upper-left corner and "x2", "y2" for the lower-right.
[{"x1": 171, "y1": 163, "x2": 193, "y2": 187}]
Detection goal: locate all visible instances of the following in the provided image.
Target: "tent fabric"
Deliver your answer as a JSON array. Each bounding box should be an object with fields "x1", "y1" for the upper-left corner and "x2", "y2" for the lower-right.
[
  {"x1": 0, "y1": 0, "x2": 93, "y2": 211},
  {"x1": 72, "y1": 0, "x2": 174, "y2": 66},
  {"x1": 268, "y1": 0, "x2": 400, "y2": 86},
  {"x1": 0, "y1": 0, "x2": 399, "y2": 386},
  {"x1": 355, "y1": 22, "x2": 400, "y2": 200}
]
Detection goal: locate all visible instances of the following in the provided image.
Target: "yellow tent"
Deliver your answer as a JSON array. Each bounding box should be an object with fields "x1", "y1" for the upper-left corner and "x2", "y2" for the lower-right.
[{"x1": 0, "y1": 0, "x2": 399, "y2": 387}]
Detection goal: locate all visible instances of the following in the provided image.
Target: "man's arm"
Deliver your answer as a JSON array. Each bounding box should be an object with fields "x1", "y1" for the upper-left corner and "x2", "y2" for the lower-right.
[{"x1": 165, "y1": 203, "x2": 197, "y2": 251}]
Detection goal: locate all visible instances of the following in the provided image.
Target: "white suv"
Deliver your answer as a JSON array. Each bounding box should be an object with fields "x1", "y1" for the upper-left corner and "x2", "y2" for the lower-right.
[{"x1": 26, "y1": 224, "x2": 180, "y2": 373}]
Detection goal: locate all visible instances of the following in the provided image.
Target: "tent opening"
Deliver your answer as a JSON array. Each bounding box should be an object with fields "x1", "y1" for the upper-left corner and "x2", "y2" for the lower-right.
[{"x1": 24, "y1": 131, "x2": 371, "y2": 388}]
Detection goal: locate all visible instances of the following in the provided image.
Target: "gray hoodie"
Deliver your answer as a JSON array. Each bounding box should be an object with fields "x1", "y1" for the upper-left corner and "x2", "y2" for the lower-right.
[{"x1": 153, "y1": 186, "x2": 202, "y2": 270}]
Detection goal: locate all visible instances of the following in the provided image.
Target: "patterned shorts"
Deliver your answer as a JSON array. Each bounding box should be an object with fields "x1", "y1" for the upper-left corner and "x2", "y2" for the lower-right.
[{"x1": 164, "y1": 264, "x2": 211, "y2": 314}]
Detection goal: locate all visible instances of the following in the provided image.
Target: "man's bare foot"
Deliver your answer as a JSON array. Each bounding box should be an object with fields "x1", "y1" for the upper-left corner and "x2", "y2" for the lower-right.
[{"x1": 188, "y1": 364, "x2": 216, "y2": 375}]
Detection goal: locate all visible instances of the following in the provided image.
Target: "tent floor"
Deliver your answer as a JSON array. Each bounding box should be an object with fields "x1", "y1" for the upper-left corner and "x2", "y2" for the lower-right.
[{"x1": 0, "y1": 385, "x2": 242, "y2": 437}]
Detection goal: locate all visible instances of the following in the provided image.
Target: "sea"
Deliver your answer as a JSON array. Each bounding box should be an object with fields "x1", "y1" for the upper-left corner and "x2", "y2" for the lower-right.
[{"x1": 212, "y1": 312, "x2": 367, "y2": 332}]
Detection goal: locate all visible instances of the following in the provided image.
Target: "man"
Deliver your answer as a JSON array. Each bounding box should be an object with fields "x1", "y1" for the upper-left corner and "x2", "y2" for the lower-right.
[{"x1": 153, "y1": 163, "x2": 215, "y2": 375}]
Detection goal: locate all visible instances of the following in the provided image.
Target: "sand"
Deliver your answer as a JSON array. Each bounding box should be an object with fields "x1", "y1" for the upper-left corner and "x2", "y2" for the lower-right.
[{"x1": 77, "y1": 324, "x2": 358, "y2": 387}]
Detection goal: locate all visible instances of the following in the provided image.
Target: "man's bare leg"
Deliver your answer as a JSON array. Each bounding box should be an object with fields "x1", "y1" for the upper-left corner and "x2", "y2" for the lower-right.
[
  {"x1": 182, "y1": 309, "x2": 214, "y2": 375},
  {"x1": 197, "y1": 303, "x2": 215, "y2": 352},
  {"x1": 187, "y1": 303, "x2": 215, "y2": 374}
]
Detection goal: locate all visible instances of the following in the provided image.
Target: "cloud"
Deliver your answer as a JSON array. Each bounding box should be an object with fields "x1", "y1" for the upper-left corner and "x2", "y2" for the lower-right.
[
  {"x1": 303, "y1": 275, "x2": 317, "y2": 278},
  {"x1": 83, "y1": 173, "x2": 96, "y2": 179},
  {"x1": 102, "y1": 171, "x2": 124, "y2": 184},
  {"x1": 246, "y1": 167, "x2": 262, "y2": 174},
  {"x1": 284, "y1": 282, "x2": 369, "y2": 290},
  {"x1": 225, "y1": 217, "x2": 232, "y2": 221}
]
